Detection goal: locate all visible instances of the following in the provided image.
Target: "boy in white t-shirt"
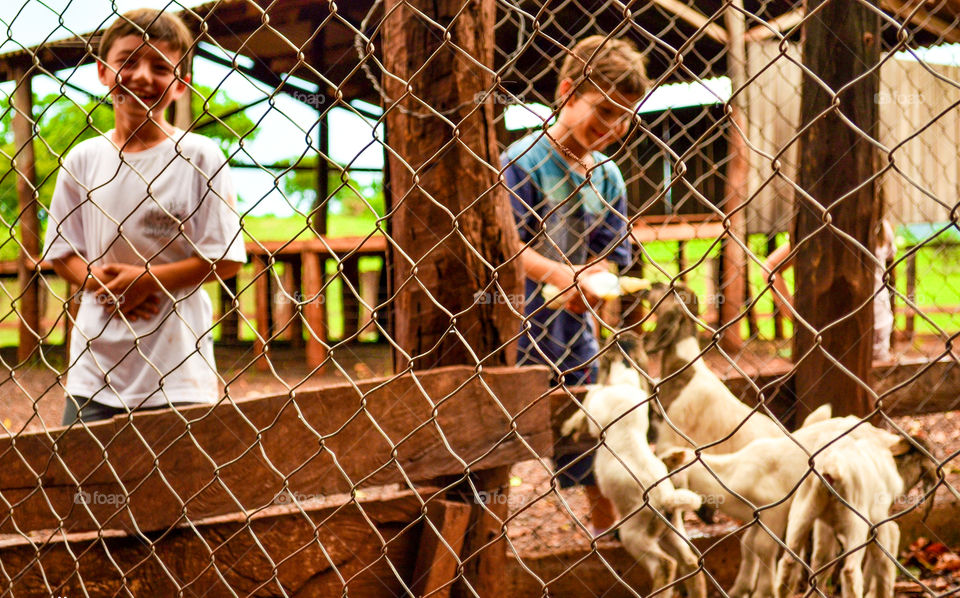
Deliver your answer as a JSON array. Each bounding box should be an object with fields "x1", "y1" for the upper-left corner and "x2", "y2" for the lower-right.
[{"x1": 43, "y1": 9, "x2": 246, "y2": 424}]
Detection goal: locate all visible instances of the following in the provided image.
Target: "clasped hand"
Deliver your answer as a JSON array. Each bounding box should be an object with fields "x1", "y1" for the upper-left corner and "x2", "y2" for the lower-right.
[{"x1": 89, "y1": 264, "x2": 162, "y2": 322}]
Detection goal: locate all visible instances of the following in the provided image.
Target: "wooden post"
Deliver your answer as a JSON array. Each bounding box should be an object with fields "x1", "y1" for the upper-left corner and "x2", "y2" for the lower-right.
[
  {"x1": 289, "y1": 255, "x2": 304, "y2": 347},
  {"x1": 219, "y1": 276, "x2": 240, "y2": 345},
  {"x1": 341, "y1": 256, "x2": 361, "y2": 337},
  {"x1": 719, "y1": 0, "x2": 748, "y2": 352},
  {"x1": 11, "y1": 67, "x2": 40, "y2": 363},
  {"x1": 382, "y1": 1, "x2": 522, "y2": 595},
  {"x1": 252, "y1": 255, "x2": 271, "y2": 371},
  {"x1": 310, "y1": 22, "x2": 329, "y2": 237},
  {"x1": 793, "y1": 0, "x2": 880, "y2": 419},
  {"x1": 302, "y1": 250, "x2": 327, "y2": 367}
]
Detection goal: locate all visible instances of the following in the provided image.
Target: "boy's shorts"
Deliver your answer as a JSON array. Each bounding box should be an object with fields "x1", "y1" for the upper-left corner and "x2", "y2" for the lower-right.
[
  {"x1": 62, "y1": 395, "x2": 200, "y2": 426},
  {"x1": 555, "y1": 451, "x2": 597, "y2": 487}
]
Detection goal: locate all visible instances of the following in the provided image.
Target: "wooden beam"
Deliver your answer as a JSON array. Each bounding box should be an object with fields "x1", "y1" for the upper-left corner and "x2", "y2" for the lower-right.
[
  {"x1": 0, "y1": 490, "x2": 446, "y2": 597},
  {"x1": 745, "y1": 8, "x2": 805, "y2": 42},
  {"x1": 383, "y1": 0, "x2": 522, "y2": 372},
  {"x1": 745, "y1": 4, "x2": 960, "y2": 44},
  {"x1": 871, "y1": 359, "x2": 960, "y2": 416},
  {"x1": 252, "y1": 254, "x2": 271, "y2": 370},
  {"x1": 411, "y1": 498, "x2": 474, "y2": 597},
  {"x1": 793, "y1": 0, "x2": 881, "y2": 419},
  {"x1": 880, "y1": 0, "x2": 960, "y2": 43},
  {"x1": 651, "y1": 0, "x2": 729, "y2": 44},
  {"x1": 11, "y1": 67, "x2": 40, "y2": 363},
  {"x1": 0, "y1": 365, "x2": 551, "y2": 534}
]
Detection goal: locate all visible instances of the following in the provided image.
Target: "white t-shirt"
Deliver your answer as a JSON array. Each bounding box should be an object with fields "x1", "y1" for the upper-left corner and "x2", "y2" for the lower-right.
[{"x1": 43, "y1": 130, "x2": 246, "y2": 409}]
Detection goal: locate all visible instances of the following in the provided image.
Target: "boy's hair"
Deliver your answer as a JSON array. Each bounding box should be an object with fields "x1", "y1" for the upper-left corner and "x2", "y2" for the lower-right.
[
  {"x1": 555, "y1": 35, "x2": 649, "y2": 103},
  {"x1": 98, "y1": 8, "x2": 194, "y2": 73}
]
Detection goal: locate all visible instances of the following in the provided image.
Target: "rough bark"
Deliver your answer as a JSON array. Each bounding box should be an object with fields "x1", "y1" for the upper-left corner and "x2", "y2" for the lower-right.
[
  {"x1": 383, "y1": 0, "x2": 522, "y2": 372},
  {"x1": 793, "y1": 0, "x2": 881, "y2": 419}
]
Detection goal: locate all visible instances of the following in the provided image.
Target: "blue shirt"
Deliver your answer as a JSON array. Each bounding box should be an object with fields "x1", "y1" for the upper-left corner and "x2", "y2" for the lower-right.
[{"x1": 502, "y1": 132, "x2": 631, "y2": 383}]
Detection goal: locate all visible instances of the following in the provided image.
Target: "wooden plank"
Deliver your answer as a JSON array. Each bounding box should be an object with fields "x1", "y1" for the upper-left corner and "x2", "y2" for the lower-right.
[
  {"x1": 721, "y1": 358, "x2": 960, "y2": 419},
  {"x1": 411, "y1": 498, "x2": 473, "y2": 597},
  {"x1": 0, "y1": 490, "x2": 442, "y2": 597},
  {"x1": 342, "y1": 256, "x2": 361, "y2": 337},
  {"x1": 11, "y1": 67, "x2": 40, "y2": 362},
  {"x1": 219, "y1": 274, "x2": 240, "y2": 344},
  {"x1": 302, "y1": 250, "x2": 327, "y2": 367},
  {"x1": 359, "y1": 268, "x2": 379, "y2": 340},
  {"x1": 871, "y1": 359, "x2": 960, "y2": 416},
  {"x1": 0, "y1": 365, "x2": 551, "y2": 534},
  {"x1": 881, "y1": 0, "x2": 960, "y2": 43},
  {"x1": 289, "y1": 254, "x2": 304, "y2": 347}
]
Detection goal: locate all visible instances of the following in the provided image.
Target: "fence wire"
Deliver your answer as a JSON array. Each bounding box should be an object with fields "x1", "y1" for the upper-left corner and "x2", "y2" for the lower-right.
[{"x1": 0, "y1": 0, "x2": 957, "y2": 596}]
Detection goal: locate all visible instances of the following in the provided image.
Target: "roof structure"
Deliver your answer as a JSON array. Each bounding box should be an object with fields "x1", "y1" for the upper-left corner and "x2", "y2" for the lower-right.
[{"x1": 1, "y1": 0, "x2": 958, "y2": 109}]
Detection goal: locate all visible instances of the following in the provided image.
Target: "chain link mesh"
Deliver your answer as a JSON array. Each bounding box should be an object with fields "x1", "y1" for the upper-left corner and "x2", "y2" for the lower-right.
[{"x1": 0, "y1": 0, "x2": 956, "y2": 596}]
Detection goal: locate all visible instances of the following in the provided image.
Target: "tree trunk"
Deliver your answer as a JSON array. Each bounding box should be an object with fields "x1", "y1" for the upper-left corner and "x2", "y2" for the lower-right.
[
  {"x1": 793, "y1": 0, "x2": 881, "y2": 419},
  {"x1": 382, "y1": 1, "x2": 522, "y2": 595},
  {"x1": 383, "y1": 0, "x2": 521, "y2": 372}
]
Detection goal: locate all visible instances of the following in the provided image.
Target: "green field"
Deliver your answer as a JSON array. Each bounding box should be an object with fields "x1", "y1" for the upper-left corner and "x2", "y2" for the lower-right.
[{"x1": 3, "y1": 215, "x2": 959, "y2": 348}]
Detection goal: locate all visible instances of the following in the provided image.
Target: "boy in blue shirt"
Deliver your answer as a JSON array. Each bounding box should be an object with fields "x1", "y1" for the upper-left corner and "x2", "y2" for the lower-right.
[{"x1": 502, "y1": 36, "x2": 648, "y2": 535}]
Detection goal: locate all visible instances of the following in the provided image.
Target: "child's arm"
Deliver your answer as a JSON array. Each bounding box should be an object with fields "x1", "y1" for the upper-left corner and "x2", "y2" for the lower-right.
[
  {"x1": 95, "y1": 257, "x2": 242, "y2": 318},
  {"x1": 519, "y1": 247, "x2": 608, "y2": 313}
]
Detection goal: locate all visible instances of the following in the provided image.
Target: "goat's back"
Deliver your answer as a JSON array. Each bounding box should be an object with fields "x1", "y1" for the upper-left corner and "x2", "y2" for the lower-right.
[{"x1": 657, "y1": 366, "x2": 781, "y2": 454}]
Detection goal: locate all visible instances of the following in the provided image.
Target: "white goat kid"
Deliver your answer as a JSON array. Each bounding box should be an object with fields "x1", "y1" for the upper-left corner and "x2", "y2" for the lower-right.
[
  {"x1": 662, "y1": 417, "x2": 918, "y2": 598},
  {"x1": 561, "y1": 333, "x2": 707, "y2": 598},
  {"x1": 642, "y1": 284, "x2": 784, "y2": 456},
  {"x1": 777, "y1": 435, "x2": 909, "y2": 598}
]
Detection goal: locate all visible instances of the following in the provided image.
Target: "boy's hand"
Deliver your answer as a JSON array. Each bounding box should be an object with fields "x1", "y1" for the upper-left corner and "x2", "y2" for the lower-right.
[
  {"x1": 557, "y1": 262, "x2": 609, "y2": 314},
  {"x1": 123, "y1": 294, "x2": 161, "y2": 322},
  {"x1": 96, "y1": 263, "x2": 161, "y2": 320}
]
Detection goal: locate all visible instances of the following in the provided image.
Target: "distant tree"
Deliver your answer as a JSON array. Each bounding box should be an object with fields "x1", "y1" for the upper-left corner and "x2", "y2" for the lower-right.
[{"x1": 280, "y1": 154, "x2": 385, "y2": 233}]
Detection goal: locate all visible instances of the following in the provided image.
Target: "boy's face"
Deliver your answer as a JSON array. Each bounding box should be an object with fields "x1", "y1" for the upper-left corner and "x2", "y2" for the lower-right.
[
  {"x1": 97, "y1": 34, "x2": 189, "y2": 121},
  {"x1": 560, "y1": 86, "x2": 640, "y2": 152}
]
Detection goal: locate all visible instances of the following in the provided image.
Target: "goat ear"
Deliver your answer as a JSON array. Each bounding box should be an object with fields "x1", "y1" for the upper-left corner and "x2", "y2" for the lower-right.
[
  {"x1": 644, "y1": 311, "x2": 682, "y2": 354},
  {"x1": 661, "y1": 447, "x2": 691, "y2": 470},
  {"x1": 799, "y1": 404, "x2": 833, "y2": 428},
  {"x1": 889, "y1": 437, "x2": 913, "y2": 457}
]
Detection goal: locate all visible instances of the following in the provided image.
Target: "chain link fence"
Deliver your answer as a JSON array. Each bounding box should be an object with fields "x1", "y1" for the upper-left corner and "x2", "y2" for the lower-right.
[{"x1": 0, "y1": 0, "x2": 957, "y2": 596}]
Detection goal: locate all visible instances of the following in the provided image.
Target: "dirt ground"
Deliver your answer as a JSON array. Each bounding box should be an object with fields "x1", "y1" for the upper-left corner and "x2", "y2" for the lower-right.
[{"x1": 2, "y1": 338, "x2": 959, "y2": 596}]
